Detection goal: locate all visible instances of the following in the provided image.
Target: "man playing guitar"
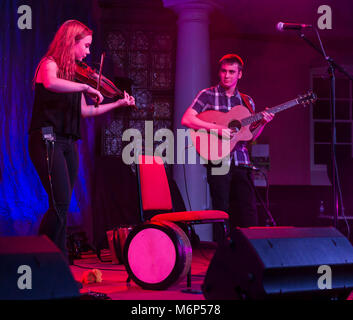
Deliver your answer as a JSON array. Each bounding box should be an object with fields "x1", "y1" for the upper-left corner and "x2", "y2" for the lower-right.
[{"x1": 181, "y1": 54, "x2": 274, "y2": 234}]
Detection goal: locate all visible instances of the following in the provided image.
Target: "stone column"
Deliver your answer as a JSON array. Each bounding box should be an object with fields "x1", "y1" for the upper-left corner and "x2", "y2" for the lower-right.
[{"x1": 163, "y1": 0, "x2": 218, "y2": 239}]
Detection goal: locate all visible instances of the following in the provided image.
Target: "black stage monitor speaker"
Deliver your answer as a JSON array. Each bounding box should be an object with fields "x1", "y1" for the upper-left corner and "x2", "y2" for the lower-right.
[
  {"x1": 0, "y1": 236, "x2": 80, "y2": 300},
  {"x1": 202, "y1": 227, "x2": 353, "y2": 300}
]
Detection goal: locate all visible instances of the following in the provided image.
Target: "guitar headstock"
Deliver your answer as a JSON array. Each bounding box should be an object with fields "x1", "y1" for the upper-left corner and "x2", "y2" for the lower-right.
[{"x1": 297, "y1": 90, "x2": 317, "y2": 106}]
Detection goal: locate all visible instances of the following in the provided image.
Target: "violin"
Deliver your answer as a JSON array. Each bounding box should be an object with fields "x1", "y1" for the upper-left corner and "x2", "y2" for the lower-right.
[{"x1": 75, "y1": 58, "x2": 124, "y2": 100}]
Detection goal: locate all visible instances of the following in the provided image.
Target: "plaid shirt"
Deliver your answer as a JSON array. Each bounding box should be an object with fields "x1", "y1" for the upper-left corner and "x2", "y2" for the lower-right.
[{"x1": 190, "y1": 84, "x2": 255, "y2": 166}]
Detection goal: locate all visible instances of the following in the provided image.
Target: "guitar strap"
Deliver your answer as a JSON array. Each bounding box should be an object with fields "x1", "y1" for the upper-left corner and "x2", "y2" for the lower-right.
[{"x1": 239, "y1": 92, "x2": 255, "y2": 114}]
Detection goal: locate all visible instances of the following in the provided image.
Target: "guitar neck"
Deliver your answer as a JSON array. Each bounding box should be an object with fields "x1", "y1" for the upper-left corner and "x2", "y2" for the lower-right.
[{"x1": 241, "y1": 98, "x2": 299, "y2": 126}]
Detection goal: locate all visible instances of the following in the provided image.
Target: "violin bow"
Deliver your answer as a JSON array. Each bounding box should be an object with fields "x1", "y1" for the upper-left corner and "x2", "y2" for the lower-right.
[{"x1": 95, "y1": 52, "x2": 105, "y2": 108}]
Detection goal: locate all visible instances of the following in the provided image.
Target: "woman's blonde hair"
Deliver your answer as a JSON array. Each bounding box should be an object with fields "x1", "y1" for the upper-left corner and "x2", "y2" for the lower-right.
[{"x1": 36, "y1": 20, "x2": 92, "y2": 81}]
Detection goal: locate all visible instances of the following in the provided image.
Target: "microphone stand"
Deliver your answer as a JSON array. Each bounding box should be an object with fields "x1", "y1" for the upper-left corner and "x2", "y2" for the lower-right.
[{"x1": 296, "y1": 29, "x2": 353, "y2": 231}]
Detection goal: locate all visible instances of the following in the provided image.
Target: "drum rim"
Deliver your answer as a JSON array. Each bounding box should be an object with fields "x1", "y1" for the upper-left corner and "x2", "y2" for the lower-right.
[
  {"x1": 123, "y1": 221, "x2": 191, "y2": 290},
  {"x1": 111, "y1": 226, "x2": 135, "y2": 264}
]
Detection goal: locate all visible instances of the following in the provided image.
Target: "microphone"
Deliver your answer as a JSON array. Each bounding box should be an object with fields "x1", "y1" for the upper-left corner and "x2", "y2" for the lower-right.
[{"x1": 276, "y1": 22, "x2": 312, "y2": 31}]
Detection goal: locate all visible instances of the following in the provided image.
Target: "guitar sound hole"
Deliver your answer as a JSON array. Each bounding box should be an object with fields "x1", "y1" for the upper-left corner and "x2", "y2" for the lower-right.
[{"x1": 228, "y1": 120, "x2": 241, "y2": 132}]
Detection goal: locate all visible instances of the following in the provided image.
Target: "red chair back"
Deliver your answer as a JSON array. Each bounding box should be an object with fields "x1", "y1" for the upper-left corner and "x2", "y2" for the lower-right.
[{"x1": 137, "y1": 155, "x2": 173, "y2": 211}]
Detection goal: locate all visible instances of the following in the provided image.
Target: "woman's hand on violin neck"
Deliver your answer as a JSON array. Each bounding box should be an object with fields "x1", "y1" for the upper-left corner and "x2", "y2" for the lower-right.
[
  {"x1": 117, "y1": 91, "x2": 135, "y2": 108},
  {"x1": 85, "y1": 85, "x2": 104, "y2": 104}
]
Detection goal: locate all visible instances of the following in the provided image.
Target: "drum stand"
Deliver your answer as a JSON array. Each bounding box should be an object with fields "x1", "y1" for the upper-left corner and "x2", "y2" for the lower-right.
[
  {"x1": 180, "y1": 222, "x2": 228, "y2": 294},
  {"x1": 181, "y1": 224, "x2": 203, "y2": 294},
  {"x1": 126, "y1": 275, "x2": 131, "y2": 286}
]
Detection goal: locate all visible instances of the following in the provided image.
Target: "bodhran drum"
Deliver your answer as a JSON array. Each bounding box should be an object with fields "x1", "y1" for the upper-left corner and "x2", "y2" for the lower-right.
[{"x1": 123, "y1": 220, "x2": 192, "y2": 290}]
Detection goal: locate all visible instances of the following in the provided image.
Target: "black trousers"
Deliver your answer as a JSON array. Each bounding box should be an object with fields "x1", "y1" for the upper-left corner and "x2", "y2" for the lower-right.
[
  {"x1": 207, "y1": 163, "x2": 258, "y2": 236},
  {"x1": 28, "y1": 130, "x2": 79, "y2": 257}
]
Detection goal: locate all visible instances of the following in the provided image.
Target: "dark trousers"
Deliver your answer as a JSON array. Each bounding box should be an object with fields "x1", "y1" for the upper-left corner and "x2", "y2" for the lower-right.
[
  {"x1": 28, "y1": 130, "x2": 79, "y2": 257},
  {"x1": 207, "y1": 163, "x2": 258, "y2": 237}
]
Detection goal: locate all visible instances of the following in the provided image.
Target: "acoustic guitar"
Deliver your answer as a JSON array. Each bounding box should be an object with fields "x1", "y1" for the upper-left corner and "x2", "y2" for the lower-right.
[{"x1": 189, "y1": 91, "x2": 317, "y2": 161}]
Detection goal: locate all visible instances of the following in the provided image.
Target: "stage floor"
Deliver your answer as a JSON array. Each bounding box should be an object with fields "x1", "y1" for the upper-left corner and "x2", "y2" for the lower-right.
[
  {"x1": 70, "y1": 242, "x2": 353, "y2": 301},
  {"x1": 70, "y1": 242, "x2": 216, "y2": 300}
]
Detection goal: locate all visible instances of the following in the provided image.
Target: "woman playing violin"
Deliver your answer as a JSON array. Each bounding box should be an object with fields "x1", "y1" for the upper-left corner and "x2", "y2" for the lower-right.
[{"x1": 28, "y1": 20, "x2": 135, "y2": 258}]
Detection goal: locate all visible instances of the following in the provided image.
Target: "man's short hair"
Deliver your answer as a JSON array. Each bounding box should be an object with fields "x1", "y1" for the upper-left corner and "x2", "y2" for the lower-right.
[{"x1": 218, "y1": 54, "x2": 244, "y2": 71}]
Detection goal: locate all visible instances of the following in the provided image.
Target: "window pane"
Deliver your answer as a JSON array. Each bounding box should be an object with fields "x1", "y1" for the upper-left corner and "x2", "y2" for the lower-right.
[
  {"x1": 337, "y1": 145, "x2": 352, "y2": 162},
  {"x1": 336, "y1": 100, "x2": 350, "y2": 120},
  {"x1": 336, "y1": 79, "x2": 350, "y2": 99},
  {"x1": 315, "y1": 122, "x2": 351, "y2": 143},
  {"x1": 314, "y1": 100, "x2": 350, "y2": 120},
  {"x1": 314, "y1": 144, "x2": 352, "y2": 165},
  {"x1": 314, "y1": 144, "x2": 330, "y2": 165},
  {"x1": 336, "y1": 122, "x2": 351, "y2": 143},
  {"x1": 314, "y1": 122, "x2": 331, "y2": 143},
  {"x1": 313, "y1": 77, "x2": 330, "y2": 99},
  {"x1": 313, "y1": 77, "x2": 350, "y2": 99},
  {"x1": 313, "y1": 100, "x2": 330, "y2": 120}
]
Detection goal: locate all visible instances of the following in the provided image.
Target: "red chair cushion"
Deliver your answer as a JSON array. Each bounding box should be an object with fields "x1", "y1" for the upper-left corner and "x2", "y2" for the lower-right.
[{"x1": 151, "y1": 210, "x2": 229, "y2": 223}]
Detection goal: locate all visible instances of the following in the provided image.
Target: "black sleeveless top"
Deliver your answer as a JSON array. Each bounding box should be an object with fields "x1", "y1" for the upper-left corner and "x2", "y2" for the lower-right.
[{"x1": 29, "y1": 83, "x2": 81, "y2": 139}]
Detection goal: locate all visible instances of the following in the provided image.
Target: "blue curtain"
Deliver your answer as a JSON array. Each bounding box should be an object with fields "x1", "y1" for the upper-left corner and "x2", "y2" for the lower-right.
[{"x1": 0, "y1": 0, "x2": 96, "y2": 236}]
